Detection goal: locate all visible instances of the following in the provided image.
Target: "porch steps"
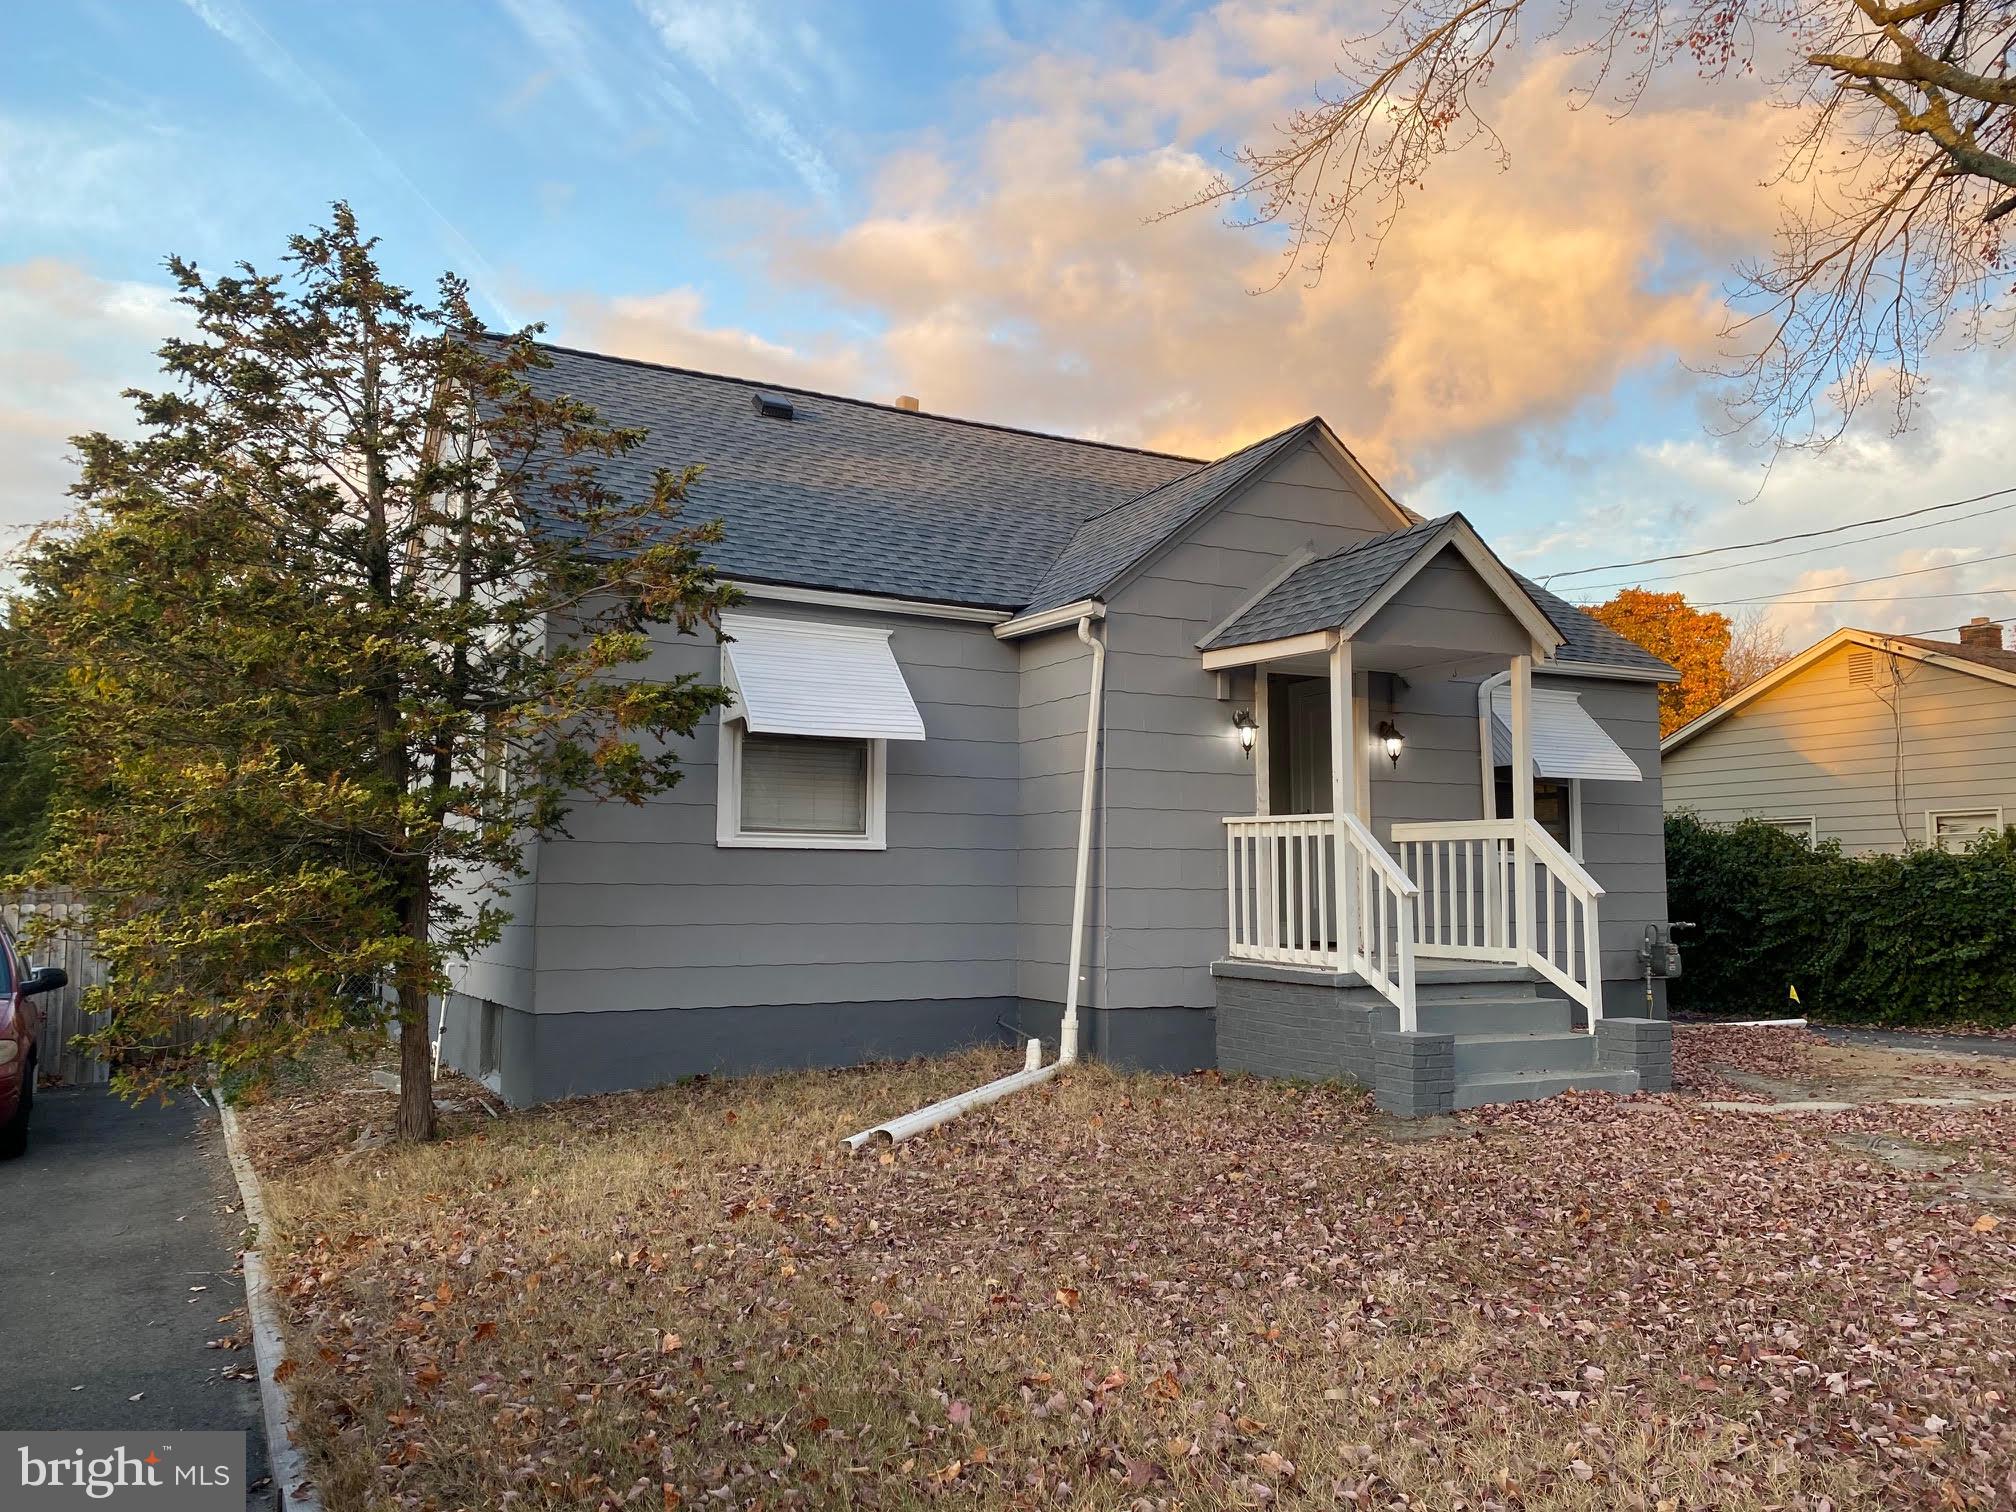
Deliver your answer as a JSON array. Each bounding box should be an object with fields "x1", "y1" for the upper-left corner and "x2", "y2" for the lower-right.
[
  {"x1": 1426, "y1": 977, "x2": 1640, "y2": 1104},
  {"x1": 1453, "y1": 1066, "x2": 1640, "y2": 1110},
  {"x1": 1417, "y1": 997, "x2": 1572, "y2": 1035},
  {"x1": 1452, "y1": 1029, "x2": 1597, "y2": 1077}
]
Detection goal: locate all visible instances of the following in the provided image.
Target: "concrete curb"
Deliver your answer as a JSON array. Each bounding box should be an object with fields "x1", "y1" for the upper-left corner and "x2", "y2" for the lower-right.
[{"x1": 214, "y1": 1092, "x2": 322, "y2": 1512}]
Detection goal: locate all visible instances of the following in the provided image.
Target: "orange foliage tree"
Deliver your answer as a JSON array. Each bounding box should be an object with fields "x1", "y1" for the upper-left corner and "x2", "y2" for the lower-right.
[{"x1": 1588, "y1": 589, "x2": 1734, "y2": 735}]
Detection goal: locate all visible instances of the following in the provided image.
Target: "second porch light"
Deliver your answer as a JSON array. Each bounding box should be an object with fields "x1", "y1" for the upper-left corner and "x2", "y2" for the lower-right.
[{"x1": 1377, "y1": 719, "x2": 1405, "y2": 769}]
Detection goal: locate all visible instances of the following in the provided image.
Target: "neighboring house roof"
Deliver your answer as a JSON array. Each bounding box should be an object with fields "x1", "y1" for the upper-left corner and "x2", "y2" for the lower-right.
[
  {"x1": 504, "y1": 340, "x2": 1667, "y2": 678},
  {"x1": 1892, "y1": 632, "x2": 2016, "y2": 676},
  {"x1": 1662, "y1": 626, "x2": 2016, "y2": 754}
]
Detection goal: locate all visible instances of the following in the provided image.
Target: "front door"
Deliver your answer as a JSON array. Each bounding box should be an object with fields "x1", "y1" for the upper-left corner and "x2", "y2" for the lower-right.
[{"x1": 1284, "y1": 678, "x2": 1331, "y2": 815}]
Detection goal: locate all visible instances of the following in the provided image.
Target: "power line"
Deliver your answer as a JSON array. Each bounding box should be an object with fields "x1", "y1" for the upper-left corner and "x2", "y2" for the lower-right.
[
  {"x1": 1567, "y1": 549, "x2": 2016, "y2": 608},
  {"x1": 1563, "y1": 496, "x2": 2016, "y2": 594},
  {"x1": 1538, "y1": 484, "x2": 2016, "y2": 582},
  {"x1": 1682, "y1": 584, "x2": 2016, "y2": 607}
]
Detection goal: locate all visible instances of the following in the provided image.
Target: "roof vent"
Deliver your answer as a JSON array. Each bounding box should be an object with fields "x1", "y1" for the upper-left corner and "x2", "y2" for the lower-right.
[
  {"x1": 895, "y1": 395, "x2": 920, "y2": 412},
  {"x1": 751, "y1": 392, "x2": 794, "y2": 420}
]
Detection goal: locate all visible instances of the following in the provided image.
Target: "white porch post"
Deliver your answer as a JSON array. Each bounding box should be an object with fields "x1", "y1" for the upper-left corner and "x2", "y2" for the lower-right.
[
  {"x1": 1329, "y1": 637, "x2": 1354, "y2": 967},
  {"x1": 1252, "y1": 669, "x2": 1270, "y2": 817},
  {"x1": 1509, "y1": 653, "x2": 1535, "y2": 966}
]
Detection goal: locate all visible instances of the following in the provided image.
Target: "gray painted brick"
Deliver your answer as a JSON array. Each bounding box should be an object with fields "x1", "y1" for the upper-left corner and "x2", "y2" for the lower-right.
[
  {"x1": 1595, "y1": 1017, "x2": 1674, "y2": 1092},
  {"x1": 1373, "y1": 1031, "x2": 1456, "y2": 1117}
]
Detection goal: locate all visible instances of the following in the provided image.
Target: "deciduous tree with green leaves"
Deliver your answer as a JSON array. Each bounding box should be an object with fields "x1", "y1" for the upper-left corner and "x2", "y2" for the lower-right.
[{"x1": 11, "y1": 206, "x2": 735, "y2": 1139}]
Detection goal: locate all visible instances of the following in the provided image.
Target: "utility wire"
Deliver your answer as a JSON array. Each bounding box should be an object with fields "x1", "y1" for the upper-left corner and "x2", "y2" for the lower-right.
[
  {"x1": 1567, "y1": 550, "x2": 2016, "y2": 608},
  {"x1": 1563, "y1": 496, "x2": 2016, "y2": 594},
  {"x1": 1679, "y1": 584, "x2": 2016, "y2": 607},
  {"x1": 1538, "y1": 484, "x2": 2016, "y2": 582}
]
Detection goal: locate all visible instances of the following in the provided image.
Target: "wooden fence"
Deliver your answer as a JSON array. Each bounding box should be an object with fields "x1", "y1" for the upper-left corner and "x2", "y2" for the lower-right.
[{"x1": 3, "y1": 890, "x2": 114, "y2": 1085}]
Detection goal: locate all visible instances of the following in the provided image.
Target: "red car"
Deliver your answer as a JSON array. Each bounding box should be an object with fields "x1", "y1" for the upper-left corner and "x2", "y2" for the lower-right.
[{"x1": 1, "y1": 922, "x2": 68, "y2": 1158}]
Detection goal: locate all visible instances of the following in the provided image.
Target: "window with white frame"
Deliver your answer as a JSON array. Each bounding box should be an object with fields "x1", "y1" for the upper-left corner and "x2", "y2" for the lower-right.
[
  {"x1": 1756, "y1": 816, "x2": 1817, "y2": 846},
  {"x1": 1927, "y1": 808, "x2": 2002, "y2": 853},
  {"x1": 714, "y1": 613, "x2": 924, "y2": 851}
]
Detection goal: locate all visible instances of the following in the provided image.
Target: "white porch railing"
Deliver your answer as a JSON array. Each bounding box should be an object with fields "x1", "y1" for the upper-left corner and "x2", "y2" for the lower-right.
[
  {"x1": 1223, "y1": 814, "x2": 1335, "y2": 969},
  {"x1": 1223, "y1": 813, "x2": 1421, "y2": 1030},
  {"x1": 1391, "y1": 819, "x2": 1606, "y2": 1021}
]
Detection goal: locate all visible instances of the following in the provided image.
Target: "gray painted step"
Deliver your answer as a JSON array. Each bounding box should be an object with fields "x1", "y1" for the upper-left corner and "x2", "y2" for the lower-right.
[
  {"x1": 1418, "y1": 996, "x2": 1573, "y2": 1035},
  {"x1": 1453, "y1": 1030, "x2": 1597, "y2": 1075},
  {"x1": 1414, "y1": 977, "x2": 1543, "y2": 1004},
  {"x1": 1453, "y1": 1067, "x2": 1640, "y2": 1110}
]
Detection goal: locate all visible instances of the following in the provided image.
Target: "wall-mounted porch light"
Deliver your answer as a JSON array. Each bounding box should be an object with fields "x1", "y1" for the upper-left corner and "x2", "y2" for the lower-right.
[
  {"x1": 1232, "y1": 708, "x2": 1257, "y2": 758},
  {"x1": 1376, "y1": 719, "x2": 1405, "y2": 770}
]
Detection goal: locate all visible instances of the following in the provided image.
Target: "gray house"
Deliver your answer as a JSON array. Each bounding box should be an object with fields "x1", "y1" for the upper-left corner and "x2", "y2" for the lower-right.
[{"x1": 437, "y1": 345, "x2": 1680, "y2": 1114}]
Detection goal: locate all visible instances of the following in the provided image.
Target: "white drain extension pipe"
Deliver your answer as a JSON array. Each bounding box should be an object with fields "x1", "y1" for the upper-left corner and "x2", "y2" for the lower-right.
[
  {"x1": 842, "y1": 614, "x2": 1107, "y2": 1150},
  {"x1": 1059, "y1": 615, "x2": 1105, "y2": 1064}
]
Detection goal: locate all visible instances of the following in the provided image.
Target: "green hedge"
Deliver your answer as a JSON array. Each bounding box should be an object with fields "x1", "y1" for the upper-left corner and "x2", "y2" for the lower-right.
[{"x1": 1664, "y1": 811, "x2": 2016, "y2": 1028}]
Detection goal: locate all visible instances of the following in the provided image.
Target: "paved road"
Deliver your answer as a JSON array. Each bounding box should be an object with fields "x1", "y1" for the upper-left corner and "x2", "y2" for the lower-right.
[
  {"x1": 1815, "y1": 1026, "x2": 2016, "y2": 1059},
  {"x1": 0, "y1": 1086, "x2": 270, "y2": 1504}
]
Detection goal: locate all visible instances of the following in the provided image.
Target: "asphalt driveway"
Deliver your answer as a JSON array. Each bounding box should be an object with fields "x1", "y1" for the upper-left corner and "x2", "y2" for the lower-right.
[{"x1": 0, "y1": 1085, "x2": 269, "y2": 1503}]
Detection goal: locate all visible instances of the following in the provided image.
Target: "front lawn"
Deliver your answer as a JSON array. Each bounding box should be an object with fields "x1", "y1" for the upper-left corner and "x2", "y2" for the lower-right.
[{"x1": 249, "y1": 1043, "x2": 2014, "y2": 1509}]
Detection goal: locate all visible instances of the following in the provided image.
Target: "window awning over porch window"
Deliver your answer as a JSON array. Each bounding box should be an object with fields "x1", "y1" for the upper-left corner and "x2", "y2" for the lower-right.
[
  {"x1": 721, "y1": 614, "x2": 927, "y2": 741},
  {"x1": 1490, "y1": 687, "x2": 1642, "y2": 781}
]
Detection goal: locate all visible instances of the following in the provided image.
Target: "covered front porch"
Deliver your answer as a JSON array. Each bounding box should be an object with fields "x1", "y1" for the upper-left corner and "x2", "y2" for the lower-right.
[{"x1": 1193, "y1": 516, "x2": 1670, "y2": 1110}]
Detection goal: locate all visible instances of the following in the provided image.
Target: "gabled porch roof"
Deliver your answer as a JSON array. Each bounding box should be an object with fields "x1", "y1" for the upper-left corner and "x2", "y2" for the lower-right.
[{"x1": 1197, "y1": 514, "x2": 1564, "y2": 668}]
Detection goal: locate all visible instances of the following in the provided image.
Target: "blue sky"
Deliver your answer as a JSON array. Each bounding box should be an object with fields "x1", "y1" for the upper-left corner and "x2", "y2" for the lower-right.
[{"x1": 4, "y1": 0, "x2": 2011, "y2": 646}]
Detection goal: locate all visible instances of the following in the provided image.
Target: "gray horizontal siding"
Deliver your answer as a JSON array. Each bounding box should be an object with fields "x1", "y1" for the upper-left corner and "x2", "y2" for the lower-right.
[
  {"x1": 1663, "y1": 644, "x2": 2016, "y2": 854},
  {"x1": 1099, "y1": 447, "x2": 1407, "y2": 1011},
  {"x1": 531, "y1": 601, "x2": 1020, "y2": 1013}
]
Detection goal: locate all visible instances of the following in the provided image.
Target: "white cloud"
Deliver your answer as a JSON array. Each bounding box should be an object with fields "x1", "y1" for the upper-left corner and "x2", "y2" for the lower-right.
[
  {"x1": 634, "y1": 0, "x2": 841, "y2": 203},
  {"x1": 1518, "y1": 357, "x2": 2016, "y2": 648},
  {"x1": 496, "y1": 0, "x2": 628, "y2": 130},
  {"x1": 0, "y1": 261, "x2": 185, "y2": 555}
]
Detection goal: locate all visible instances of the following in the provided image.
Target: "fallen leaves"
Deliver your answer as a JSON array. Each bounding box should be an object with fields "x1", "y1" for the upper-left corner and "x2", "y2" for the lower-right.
[{"x1": 248, "y1": 1045, "x2": 2016, "y2": 1511}]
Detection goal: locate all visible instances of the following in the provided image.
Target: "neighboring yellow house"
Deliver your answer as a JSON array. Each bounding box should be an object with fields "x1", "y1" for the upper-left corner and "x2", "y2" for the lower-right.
[{"x1": 1662, "y1": 617, "x2": 2016, "y2": 855}]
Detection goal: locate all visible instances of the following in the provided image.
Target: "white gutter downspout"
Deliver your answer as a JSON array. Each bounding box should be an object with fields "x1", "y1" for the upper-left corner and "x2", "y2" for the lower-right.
[
  {"x1": 1478, "y1": 669, "x2": 1510, "y2": 814},
  {"x1": 1058, "y1": 615, "x2": 1105, "y2": 1063},
  {"x1": 842, "y1": 612, "x2": 1106, "y2": 1151}
]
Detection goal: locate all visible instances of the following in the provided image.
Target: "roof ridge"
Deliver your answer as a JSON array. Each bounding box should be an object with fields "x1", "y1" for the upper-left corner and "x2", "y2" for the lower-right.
[
  {"x1": 516, "y1": 338, "x2": 1208, "y2": 467},
  {"x1": 1064, "y1": 417, "x2": 1318, "y2": 530}
]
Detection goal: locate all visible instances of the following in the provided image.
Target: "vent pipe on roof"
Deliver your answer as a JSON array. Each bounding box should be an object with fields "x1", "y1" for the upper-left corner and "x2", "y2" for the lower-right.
[{"x1": 895, "y1": 395, "x2": 920, "y2": 412}]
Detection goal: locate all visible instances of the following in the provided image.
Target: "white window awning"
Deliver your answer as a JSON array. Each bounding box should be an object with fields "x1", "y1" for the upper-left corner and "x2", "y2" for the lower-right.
[
  {"x1": 1491, "y1": 687, "x2": 1642, "y2": 782},
  {"x1": 721, "y1": 614, "x2": 926, "y2": 741}
]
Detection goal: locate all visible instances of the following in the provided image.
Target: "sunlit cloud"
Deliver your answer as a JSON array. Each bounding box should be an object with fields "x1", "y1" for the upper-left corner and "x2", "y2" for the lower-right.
[{"x1": 0, "y1": 260, "x2": 186, "y2": 552}]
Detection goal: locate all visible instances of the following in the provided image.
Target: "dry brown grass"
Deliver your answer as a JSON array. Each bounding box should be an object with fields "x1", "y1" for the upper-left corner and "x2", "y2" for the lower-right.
[{"x1": 250, "y1": 1050, "x2": 2016, "y2": 1510}]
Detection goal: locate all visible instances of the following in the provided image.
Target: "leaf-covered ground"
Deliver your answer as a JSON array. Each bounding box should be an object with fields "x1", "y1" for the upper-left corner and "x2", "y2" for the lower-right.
[{"x1": 251, "y1": 1040, "x2": 2015, "y2": 1510}]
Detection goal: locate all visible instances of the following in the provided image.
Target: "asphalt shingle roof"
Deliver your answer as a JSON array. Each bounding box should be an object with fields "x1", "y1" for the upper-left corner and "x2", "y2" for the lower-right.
[
  {"x1": 502, "y1": 342, "x2": 1670, "y2": 678},
  {"x1": 1018, "y1": 421, "x2": 1317, "y2": 613},
  {"x1": 1202, "y1": 521, "x2": 1680, "y2": 680},
  {"x1": 1893, "y1": 632, "x2": 2016, "y2": 675},
  {"x1": 1203, "y1": 517, "x2": 1453, "y2": 649},
  {"x1": 1516, "y1": 576, "x2": 1680, "y2": 679},
  {"x1": 507, "y1": 342, "x2": 1196, "y2": 608}
]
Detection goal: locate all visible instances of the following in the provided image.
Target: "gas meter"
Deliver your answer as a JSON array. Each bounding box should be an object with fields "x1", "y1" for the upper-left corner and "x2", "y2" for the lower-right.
[{"x1": 1638, "y1": 922, "x2": 1693, "y2": 1013}]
